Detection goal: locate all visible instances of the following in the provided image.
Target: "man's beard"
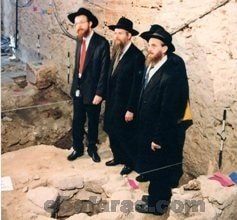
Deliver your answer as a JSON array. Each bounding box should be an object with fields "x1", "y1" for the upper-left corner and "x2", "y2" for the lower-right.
[
  {"x1": 77, "y1": 28, "x2": 90, "y2": 40},
  {"x1": 146, "y1": 51, "x2": 163, "y2": 67},
  {"x1": 111, "y1": 40, "x2": 126, "y2": 59}
]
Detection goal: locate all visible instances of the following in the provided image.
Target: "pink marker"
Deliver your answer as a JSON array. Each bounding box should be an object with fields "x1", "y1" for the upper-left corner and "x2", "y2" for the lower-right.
[{"x1": 127, "y1": 177, "x2": 139, "y2": 189}]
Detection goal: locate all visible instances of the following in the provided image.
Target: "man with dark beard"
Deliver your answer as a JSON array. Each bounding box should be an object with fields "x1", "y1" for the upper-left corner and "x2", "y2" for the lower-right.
[
  {"x1": 135, "y1": 25, "x2": 191, "y2": 215},
  {"x1": 67, "y1": 8, "x2": 110, "y2": 162},
  {"x1": 104, "y1": 17, "x2": 145, "y2": 175}
]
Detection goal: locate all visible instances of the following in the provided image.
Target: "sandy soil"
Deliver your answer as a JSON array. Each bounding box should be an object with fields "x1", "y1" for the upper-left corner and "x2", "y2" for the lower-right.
[{"x1": 1, "y1": 142, "x2": 169, "y2": 220}]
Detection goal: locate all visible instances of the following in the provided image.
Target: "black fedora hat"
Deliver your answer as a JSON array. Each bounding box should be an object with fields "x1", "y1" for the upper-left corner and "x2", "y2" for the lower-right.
[
  {"x1": 140, "y1": 24, "x2": 175, "y2": 52},
  {"x1": 108, "y1": 17, "x2": 139, "y2": 36},
  {"x1": 67, "y1": 7, "x2": 98, "y2": 28}
]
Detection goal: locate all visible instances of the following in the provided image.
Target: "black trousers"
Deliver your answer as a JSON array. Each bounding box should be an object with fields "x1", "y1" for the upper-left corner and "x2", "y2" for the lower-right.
[
  {"x1": 147, "y1": 127, "x2": 186, "y2": 211},
  {"x1": 72, "y1": 97, "x2": 101, "y2": 154},
  {"x1": 108, "y1": 132, "x2": 134, "y2": 168},
  {"x1": 148, "y1": 164, "x2": 183, "y2": 210}
]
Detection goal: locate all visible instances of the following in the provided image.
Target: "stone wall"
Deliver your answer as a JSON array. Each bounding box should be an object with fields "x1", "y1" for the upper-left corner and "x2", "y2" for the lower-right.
[{"x1": 2, "y1": 0, "x2": 237, "y2": 177}]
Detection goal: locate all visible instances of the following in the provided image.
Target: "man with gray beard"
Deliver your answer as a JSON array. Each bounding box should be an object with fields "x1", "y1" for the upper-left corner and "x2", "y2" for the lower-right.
[
  {"x1": 104, "y1": 17, "x2": 145, "y2": 175},
  {"x1": 135, "y1": 25, "x2": 190, "y2": 215}
]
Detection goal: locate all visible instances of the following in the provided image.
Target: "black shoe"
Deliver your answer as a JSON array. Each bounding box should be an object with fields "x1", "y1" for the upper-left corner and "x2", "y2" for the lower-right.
[
  {"x1": 105, "y1": 159, "x2": 120, "y2": 166},
  {"x1": 67, "y1": 150, "x2": 83, "y2": 161},
  {"x1": 88, "y1": 151, "x2": 101, "y2": 163},
  {"x1": 120, "y1": 166, "x2": 133, "y2": 175},
  {"x1": 135, "y1": 203, "x2": 165, "y2": 216},
  {"x1": 141, "y1": 195, "x2": 148, "y2": 204},
  {"x1": 136, "y1": 175, "x2": 149, "y2": 182}
]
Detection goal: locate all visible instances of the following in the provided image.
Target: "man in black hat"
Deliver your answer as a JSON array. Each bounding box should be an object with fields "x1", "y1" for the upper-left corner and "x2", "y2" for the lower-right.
[
  {"x1": 67, "y1": 8, "x2": 110, "y2": 163},
  {"x1": 135, "y1": 25, "x2": 191, "y2": 215},
  {"x1": 104, "y1": 17, "x2": 145, "y2": 175}
]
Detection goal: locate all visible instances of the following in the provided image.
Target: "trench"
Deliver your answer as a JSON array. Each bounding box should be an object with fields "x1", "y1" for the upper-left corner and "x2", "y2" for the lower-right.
[{"x1": 1, "y1": 54, "x2": 106, "y2": 154}]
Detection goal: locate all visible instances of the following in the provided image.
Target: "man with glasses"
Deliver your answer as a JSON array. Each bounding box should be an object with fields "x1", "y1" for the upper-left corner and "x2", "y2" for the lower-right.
[{"x1": 67, "y1": 8, "x2": 110, "y2": 163}]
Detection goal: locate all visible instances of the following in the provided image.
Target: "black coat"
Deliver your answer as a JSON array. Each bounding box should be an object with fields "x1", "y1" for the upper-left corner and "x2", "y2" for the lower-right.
[
  {"x1": 104, "y1": 43, "x2": 145, "y2": 141},
  {"x1": 137, "y1": 53, "x2": 189, "y2": 176},
  {"x1": 70, "y1": 32, "x2": 110, "y2": 104}
]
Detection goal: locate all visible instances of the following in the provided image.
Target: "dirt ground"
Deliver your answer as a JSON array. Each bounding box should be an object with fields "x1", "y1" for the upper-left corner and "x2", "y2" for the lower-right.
[{"x1": 1, "y1": 144, "x2": 169, "y2": 220}]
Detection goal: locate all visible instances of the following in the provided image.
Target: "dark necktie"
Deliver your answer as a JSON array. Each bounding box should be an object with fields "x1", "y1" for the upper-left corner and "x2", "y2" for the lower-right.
[
  {"x1": 144, "y1": 66, "x2": 154, "y2": 88},
  {"x1": 79, "y1": 39, "x2": 86, "y2": 74},
  {"x1": 112, "y1": 51, "x2": 123, "y2": 74}
]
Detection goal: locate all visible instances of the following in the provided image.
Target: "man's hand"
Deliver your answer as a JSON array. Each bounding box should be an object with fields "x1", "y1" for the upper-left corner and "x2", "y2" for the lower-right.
[
  {"x1": 125, "y1": 111, "x2": 134, "y2": 122},
  {"x1": 151, "y1": 142, "x2": 161, "y2": 151},
  {"x1": 92, "y1": 95, "x2": 103, "y2": 105}
]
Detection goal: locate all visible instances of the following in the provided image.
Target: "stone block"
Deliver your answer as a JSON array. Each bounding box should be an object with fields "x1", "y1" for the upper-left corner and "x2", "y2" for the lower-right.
[{"x1": 26, "y1": 60, "x2": 57, "y2": 89}]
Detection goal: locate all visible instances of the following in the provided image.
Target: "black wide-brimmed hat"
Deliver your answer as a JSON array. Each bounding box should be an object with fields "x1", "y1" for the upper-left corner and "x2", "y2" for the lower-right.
[
  {"x1": 67, "y1": 7, "x2": 98, "y2": 28},
  {"x1": 108, "y1": 17, "x2": 139, "y2": 36},
  {"x1": 140, "y1": 24, "x2": 175, "y2": 52}
]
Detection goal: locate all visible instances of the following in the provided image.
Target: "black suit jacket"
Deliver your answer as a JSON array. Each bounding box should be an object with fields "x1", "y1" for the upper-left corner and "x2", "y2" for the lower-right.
[
  {"x1": 137, "y1": 53, "x2": 189, "y2": 173},
  {"x1": 104, "y1": 43, "x2": 145, "y2": 137},
  {"x1": 70, "y1": 32, "x2": 110, "y2": 104}
]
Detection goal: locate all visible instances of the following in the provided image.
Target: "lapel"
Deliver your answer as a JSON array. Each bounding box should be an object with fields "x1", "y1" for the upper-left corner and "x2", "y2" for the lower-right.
[
  {"x1": 138, "y1": 67, "x2": 148, "y2": 105},
  {"x1": 111, "y1": 43, "x2": 134, "y2": 77},
  {"x1": 83, "y1": 33, "x2": 97, "y2": 72},
  {"x1": 76, "y1": 40, "x2": 81, "y2": 72},
  {"x1": 109, "y1": 57, "x2": 116, "y2": 77}
]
